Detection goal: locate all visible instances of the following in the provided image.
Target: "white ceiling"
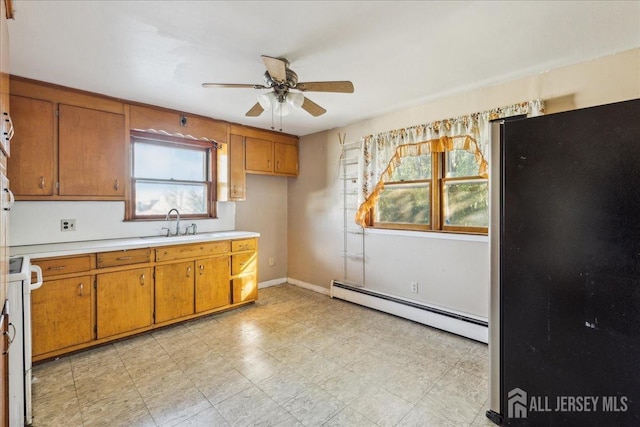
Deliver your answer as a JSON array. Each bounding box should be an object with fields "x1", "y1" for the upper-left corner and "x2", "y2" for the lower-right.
[{"x1": 7, "y1": 1, "x2": 640, "y2": 137}]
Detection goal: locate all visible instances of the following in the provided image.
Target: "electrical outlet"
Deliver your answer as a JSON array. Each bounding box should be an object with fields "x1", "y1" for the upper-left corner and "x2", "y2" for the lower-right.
[
  {"x1": 61, "y1": 219, "x2": 76, "y2": 231},
  {"x1": 410, "y1": 282, "x2": 418, "y2": 293},
  {"x1": 268, "y1": 257, "x2": 275, "y2": 267}
]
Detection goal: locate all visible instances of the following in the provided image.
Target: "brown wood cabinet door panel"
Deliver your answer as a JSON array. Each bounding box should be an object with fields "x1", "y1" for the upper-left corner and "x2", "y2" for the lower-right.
[
  {"x1": 36, "y1": 255, "x2": 93, "y2": 279},
  {"x1": 231, "y1": 252, "x2": 257, "y2": 275},
  {"x1": 97, "y1": 248, "x2": 151, "y2": 268},
  {"x1": 154, "y1": 262, "x2": 194, "y2": 323},
  {"x1": 155, "y1": 241, "x2": 229, "y2": 262},
  {"x1": 96, "y1": 267, "x2": 152, "y2": 338},
  {"x1": 58, "y1": 104, "x2": 125, "y2": 197},
  {"x1": 229, "y1": 134, "x2": 246, "y2": 201},
  {"x1": 274, "y1": 142, "x2": 298, "y2": 176},
  {"x1": 31, "y1": 276, "x2": 93, "y2": 356},
  {"x1": 245, "y1": 137, "x2": 273, "y2": 173},
  {"x1": 232, "y1": 276, "x2": 257, "y2": 304},
  {"x1": 7, "y1": 95, "x2": 55, "y2": 196},
  {"x1": 231, "y1": 238, "x2": 256, "y2": 252},
  {"x1": 195, "y1": 256, "x2": 230, "y2": 313}
]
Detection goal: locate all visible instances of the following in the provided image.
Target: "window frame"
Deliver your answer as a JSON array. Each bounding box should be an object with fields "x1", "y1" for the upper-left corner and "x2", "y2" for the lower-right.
[
  {"x1": 371, "y1": 150, "x2": 488, "y2": 235},
  {"x1": 127, "y1": 131, "x2": 218, "y2": 220}
]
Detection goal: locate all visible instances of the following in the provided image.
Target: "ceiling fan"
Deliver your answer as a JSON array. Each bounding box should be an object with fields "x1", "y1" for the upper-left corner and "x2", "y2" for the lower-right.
[{"x1": 202, "y1": 55, "x2": 354, "y2": 118}]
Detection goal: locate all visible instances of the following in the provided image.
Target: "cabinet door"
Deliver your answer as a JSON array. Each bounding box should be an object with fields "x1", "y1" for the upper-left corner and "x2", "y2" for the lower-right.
[
  {"x1": 58, "y1": 104, "x2": 125, "y2": 197},
  {"x1": 231, "y1": 252, "x2": 257, "y2": 275},
  {"x1": 155, "y1": 261, "x2": 194, "y2": 323},
  {"x1": 96, "y1": 268, "x2": 152, "y2": 339},
  {"x1": 245, "y1": 137, "x2": 273, "y2": 173},
  {"x1": 195, "y1": 256, "x2": 230, "y2": 313},
  {"x1": 7, "y1": 96, "x2": 55, "y2": 196},
  {"x1": 229, "y1": 134, "x2": 246, "y2": 201},
  {"x1": 0, "y1": 172, "x2": 8, "y2": 304},
  {"x1": 274, "y1": 142, "x2": 298, "y2": 176},
  {"x1": 31, "y1": 276, "x2": 93, "y2": 357},
  {"x1": 232, "y1": 276, "x2": 258, "y2": 304}
]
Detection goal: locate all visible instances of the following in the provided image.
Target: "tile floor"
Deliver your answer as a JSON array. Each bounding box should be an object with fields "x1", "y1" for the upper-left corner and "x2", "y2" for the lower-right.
[{"x1": 31, "y1": 284, "x2": 494, "y2": 427}]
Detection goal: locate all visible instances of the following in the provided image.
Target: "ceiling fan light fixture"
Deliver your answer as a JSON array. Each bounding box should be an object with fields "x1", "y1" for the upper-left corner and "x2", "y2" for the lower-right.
[
  {"x1": 257, "y1": 92, "x2": 276, "y2": 110},
  {"x1": 286, "y1": 92, "x2": 304, "y2": 108},
  {"x1": 274, "y1": 100, "x2": 290, "y2": 116}
]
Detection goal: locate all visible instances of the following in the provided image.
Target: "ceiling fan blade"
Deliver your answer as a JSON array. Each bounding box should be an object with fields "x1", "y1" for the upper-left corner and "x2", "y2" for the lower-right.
[
  {"x1": 202, "y1": 83, "x2": 267, "y2": 89},
  {"x1": 261, "y1": 55, "x2": 287, "y2": 83},
  {"x1": 301, "y1": 97, "x2": 327, "y2": 117},
  {"x1": 295, "y1": 81, "x2": 354, "y2": 93},
  {"x1": 245, "y1": 102, "x2": 264, "y2": 117}
]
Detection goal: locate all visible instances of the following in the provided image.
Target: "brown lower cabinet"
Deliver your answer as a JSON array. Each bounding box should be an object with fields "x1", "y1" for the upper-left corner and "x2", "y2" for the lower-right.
[
  {"x1": 31, "y1": 275, "x2": 93, "y2": 356},
  {"x1": 29, "y1": 237, "x2": 257, "y2": 362},
  {"x1": 196, "y1": 256, "x2": 230, "y2": 313},
  {"x1": 96, "y1": 267, "x2": 153, "y2": 339},
  {"x1": 155, "y1": 261, "x2": 196, "y2": 324}
]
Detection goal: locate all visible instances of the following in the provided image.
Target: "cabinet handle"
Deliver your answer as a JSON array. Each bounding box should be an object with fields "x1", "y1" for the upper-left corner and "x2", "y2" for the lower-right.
[
  {"x1": 199, "y1": 264, "x2": 204, "y2": 275},
  {"x1": 114, "y1": 179, "x2": 119, "y2": 191},
  {"x1": 3, "y1": 188, "x2": 15, "y2": 211},
  {"x1": 276, "y1": 161, "x2": 280, "y2": 170},
  {"x1": 5, "y1": 323, "x2": 16, "y2": 345},
  {"x1": 186, "y1": 266, "x2": 191, "y2": 277},
  {"x1": 48, "y1": 265, "x2": 66, "y2": 271},
  {"x1": 140, "y1": 274, "x2": 145, "y2": 285},
  {"x1": 78, "y1": 283, "x2": 84, "y2": 296},
  {"x1": 40, "y1": 176, "x2": 46, "y2": 189},
  {"x1": 117, "y1": 256, "x2": 132, "y2": 261},
  {"x1": 267, "y1": 160, "x2": 271, "y2": 169}
]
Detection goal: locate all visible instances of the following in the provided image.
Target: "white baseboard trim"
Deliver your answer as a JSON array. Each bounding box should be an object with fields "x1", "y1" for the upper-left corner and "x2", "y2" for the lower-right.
[
  {"x1": 331, "y1": 281, "x2": 488, "y2": 344},
  {"x1": 286, "y1": 277, "x2": 331, "y2": 295},
  {"x1": 258, "y1": 277, "x2": 288, "y2": 289}
]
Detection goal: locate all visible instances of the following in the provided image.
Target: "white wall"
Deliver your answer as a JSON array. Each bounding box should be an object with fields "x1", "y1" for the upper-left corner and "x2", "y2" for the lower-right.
[
  {"x1": 9, "y1": 201, "x2": 235, "y2": 246},
  {"x1": 288, "y1": 48, "x2": 640, "y2": 320}
]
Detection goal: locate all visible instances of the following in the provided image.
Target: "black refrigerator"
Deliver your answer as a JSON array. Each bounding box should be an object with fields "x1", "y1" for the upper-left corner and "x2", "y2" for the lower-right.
[{"x1": 487, "y1": 98, "x2": 640, "y2": 426}]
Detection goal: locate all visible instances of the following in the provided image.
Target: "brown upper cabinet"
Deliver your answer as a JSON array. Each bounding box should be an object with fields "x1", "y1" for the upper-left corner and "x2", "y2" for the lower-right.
[
  {"x1": 8, "y1": 77, "x2": 126, "y2": 200},
  {"x1": 7, "y1": 95, "x2": 55, "y2": 196},
  {"x1": 58, "y1": 104, "x2": 125, "y2": 197},
  {"x1": 130, "y1": 105, "x2": 227, "y2": 143},
  {"x1": 230, "y1": 124, "x2": 298, "y2": 177}
]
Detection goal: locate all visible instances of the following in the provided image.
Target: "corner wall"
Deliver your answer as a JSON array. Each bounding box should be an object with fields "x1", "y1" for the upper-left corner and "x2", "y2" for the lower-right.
[{"x1": 288, "y1": 48, "x2": 640, "y2": 319}]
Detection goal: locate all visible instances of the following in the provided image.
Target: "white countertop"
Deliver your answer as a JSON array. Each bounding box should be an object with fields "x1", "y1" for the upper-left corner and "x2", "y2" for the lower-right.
[{"x1": 10, "y1": 231, "x2": 260, "y2": 259}]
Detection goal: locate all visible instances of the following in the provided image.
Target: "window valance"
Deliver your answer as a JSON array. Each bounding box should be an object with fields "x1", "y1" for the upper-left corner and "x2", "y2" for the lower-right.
[{"x1": 355, "y1": 100, "x2": 545, "y2": 227}]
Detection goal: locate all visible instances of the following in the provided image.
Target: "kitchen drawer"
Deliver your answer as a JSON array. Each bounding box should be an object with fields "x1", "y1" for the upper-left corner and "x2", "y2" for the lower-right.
[
  {"x1": 36, "y1": 255, "x2": 93, "y2": 278},
  {"x1": 231, "y1": 238, "x2": 256, "y2": 252},
  {"x1": 97, "y1": 248, "x2": 151, "y2": 268},
  {"x1": 232, "y1": 276, "x2": 257, "y2": 304},
  {"x1": 231, "y1": 252, "x2": 256, "y2": 275},
  {"x1": 155, "y1": 240, "x2": 229, "y2": 262}
]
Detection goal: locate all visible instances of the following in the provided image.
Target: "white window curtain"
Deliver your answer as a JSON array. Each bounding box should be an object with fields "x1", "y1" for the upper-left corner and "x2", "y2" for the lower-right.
[{"x1": 355, "y1": 100, "x2": 545, "y2": 227}]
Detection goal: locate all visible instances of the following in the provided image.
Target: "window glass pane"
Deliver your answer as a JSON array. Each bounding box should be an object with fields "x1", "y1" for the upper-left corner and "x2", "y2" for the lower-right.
[
  {"x1": 387, "y1": 154, "x2": 431, "y2": 182},
  {"x1": 135, "y1": 181, "x2": 207, "y2": 216},
  {"x1": 134, "y1": 143, "x2": 206, "y2": 181},
  {"x1": 443, "y1": 180, "x2": 488, "y2": 227},
  {"x1": 375, "y1": 182, "x2": 430, "y2": 225},
  {"x1": 446, "y1": 150, "x2": 481, "y2": 178}
]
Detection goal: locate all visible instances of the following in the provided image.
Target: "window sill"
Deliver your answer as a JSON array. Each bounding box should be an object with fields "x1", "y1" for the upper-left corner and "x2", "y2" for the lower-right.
[{"x1": 365, "y1": 227, "x2": 489, "y2": 243}]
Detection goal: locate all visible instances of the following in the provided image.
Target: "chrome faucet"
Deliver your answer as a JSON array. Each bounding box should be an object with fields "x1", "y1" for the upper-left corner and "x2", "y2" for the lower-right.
[{"x1": 164, "y1": 208, "x2": 181, "y2": 236}]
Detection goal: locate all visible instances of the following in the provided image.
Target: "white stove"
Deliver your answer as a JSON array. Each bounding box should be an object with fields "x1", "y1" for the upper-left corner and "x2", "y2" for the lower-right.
[{"x1": 8, "y1": 256, "x2": 42, "y2": 426}]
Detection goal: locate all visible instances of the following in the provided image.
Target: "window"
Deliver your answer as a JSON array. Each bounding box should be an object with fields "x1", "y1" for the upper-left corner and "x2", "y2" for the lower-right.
[
  {"x1": 129, "y1": 132, "x2": 217, "y2": 219},
  {"x1": 373, "y1": 149, "x2": 488, "y2": 234}
]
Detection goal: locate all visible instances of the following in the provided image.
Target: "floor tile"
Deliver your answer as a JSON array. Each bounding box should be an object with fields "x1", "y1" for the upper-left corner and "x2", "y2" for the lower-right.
[{"x1": 30, "y1": 284, "x2": 489, "y2": 427}]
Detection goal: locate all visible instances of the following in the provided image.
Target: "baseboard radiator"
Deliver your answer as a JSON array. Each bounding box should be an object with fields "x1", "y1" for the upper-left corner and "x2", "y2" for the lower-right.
[{"x1": 330, "y1": 280, "x2": 488, "y2": 343}]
